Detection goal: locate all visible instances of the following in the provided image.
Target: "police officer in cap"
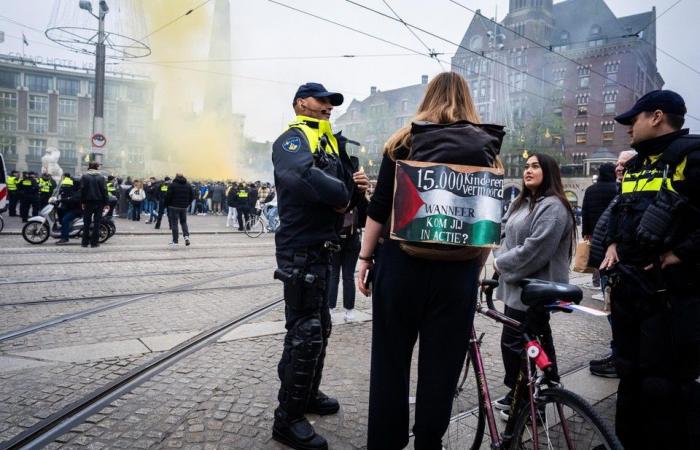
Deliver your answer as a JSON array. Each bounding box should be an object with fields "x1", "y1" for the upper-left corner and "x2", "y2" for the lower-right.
[
  {"x1": 601, "y1": 90, "x2": 700, "y2": 449},
  {"x1": 7, "y1": 170, "x2": 19, "y2": 216},
  {"x1": 271, "y1": 82, "x2": 368, "y2": 449},
  {"x1": 18, "y1": 171, "x2": 40, "y2": 222}
]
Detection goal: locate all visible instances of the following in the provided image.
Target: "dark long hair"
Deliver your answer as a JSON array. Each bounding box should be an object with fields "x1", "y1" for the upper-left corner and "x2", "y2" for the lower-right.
[{"x1": 511, "y1": 153, "x2": 577, "y2": 251}]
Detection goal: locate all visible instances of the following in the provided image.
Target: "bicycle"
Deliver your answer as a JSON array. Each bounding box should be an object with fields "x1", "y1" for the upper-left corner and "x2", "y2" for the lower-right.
[
  {"x1": 444, "y1": 278, "x2": 623, "y2": 449},
  {"x1": 243, "y1": 209, "x2": 265, "y2": 238}
]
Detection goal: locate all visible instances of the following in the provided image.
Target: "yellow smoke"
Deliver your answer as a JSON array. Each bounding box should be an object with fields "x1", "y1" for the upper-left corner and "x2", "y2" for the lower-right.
[{"x1": 142, "y1": 0, "x2": 239, "y2": 181}]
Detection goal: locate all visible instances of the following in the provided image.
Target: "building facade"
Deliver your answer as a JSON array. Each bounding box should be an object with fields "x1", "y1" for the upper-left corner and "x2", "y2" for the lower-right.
[
  {"x1": 334, "y1": 75, "x2": 429, "y2": 177},
  {"x1": 0, "y1": 54, "x2": 154, "y2": 176},
  {"x1": 451, "y1": 0, "x2": 663, "y2": 177}
]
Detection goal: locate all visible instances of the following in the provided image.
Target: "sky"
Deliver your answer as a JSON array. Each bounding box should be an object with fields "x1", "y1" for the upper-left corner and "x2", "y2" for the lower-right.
[{"x1": 1, "y1": 0, "x2": 699, "y2": 142}]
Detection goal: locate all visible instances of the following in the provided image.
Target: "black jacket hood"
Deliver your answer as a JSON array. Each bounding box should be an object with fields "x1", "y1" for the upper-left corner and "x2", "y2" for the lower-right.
[{"x1": 173, "y1": 175, "x2": 187, "y2": 184}]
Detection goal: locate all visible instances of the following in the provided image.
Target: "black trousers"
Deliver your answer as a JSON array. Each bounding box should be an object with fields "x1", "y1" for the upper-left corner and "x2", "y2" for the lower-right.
[
  {"x1": 82, "y1": 202, "x2": 103, "y2": 246},
  {"x1": 611, "y1": 264, "x2": 700, "y2": 450},
  {"x1": 19, "y1": 195, "x2": 39, "y2": 221},
  {"x1": 275, "y1": 245, "x2": 333, "y2": 419},
  {"x1": 8, "y1": 191, "x2": 19, "y2": 216},
  {"x1": 500, "y1": 306, "x2": 558, "y2": 389},
  {"x1": 236, "y1": 207, "x2": 250, "y2": 230},
  {"x1": 155, "y1": 199, "x2": 171, "y2": 228},
  {"x1": 367, "y1": 240, "x2": 480, "y2": 450},
  {"x1": 168, "y1": 207, "x2": 189, "y2": 243},
  {"x1": 328, "y1": 233, "x2": 360, "y2": 310}
]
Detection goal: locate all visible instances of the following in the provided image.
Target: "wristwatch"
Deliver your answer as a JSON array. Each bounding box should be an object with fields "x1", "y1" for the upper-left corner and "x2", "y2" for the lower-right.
[{"x1": 358, "y1": 254, "x2": 374, "y2": 262}]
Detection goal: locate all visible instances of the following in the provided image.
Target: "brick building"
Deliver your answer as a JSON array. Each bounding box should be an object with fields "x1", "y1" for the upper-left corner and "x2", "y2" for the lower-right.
[
  {"x1": 0, "y1": 54, "x2": 154, "y2": 176},
  {"x1": 451, "y1": 0, "x2": 663, "y2": 176}
]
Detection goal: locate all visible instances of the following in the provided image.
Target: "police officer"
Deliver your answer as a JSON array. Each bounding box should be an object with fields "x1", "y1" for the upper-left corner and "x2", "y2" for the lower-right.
[
  {"x1": 18, "y1": 171, "x2": 40, "y2": 222},
  {"x1": 154, "y1": 176, "x2": 171, "y2": 229},
  {"x1": 106, "y1": 175, "x2": 118, "y2": 217},
  {"x1": 7, "y1": 170, "x2": 19, "y2": 216},
  {"x1": 601, "y1": 90, "x2": 700, "y2": 449},
  {"x1": 235, "y1": 184, "x2": 250, "y2": 230},
  {"x1": 271, "y1": 82, "x2": 368, "y2": 450},
  {"x1": 39, "y1": 173, "x2": 57, "y2": 208}
]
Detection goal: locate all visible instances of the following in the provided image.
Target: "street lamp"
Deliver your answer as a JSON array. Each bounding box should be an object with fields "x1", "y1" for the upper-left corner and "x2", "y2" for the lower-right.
[{"x1": 79, "y1": 0, "x2": 109, "y2": 166}]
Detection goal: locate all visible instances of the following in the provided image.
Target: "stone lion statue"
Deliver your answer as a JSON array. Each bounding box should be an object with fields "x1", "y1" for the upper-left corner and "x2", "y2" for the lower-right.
[{"x1": 41, "y1": 146, "x2": 63, "y2": 183}]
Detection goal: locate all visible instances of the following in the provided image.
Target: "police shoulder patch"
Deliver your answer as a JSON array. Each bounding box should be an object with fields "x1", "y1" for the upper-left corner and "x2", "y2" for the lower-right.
[{"x1": 282, "y1": 136, "x2": 301, "y2": 153}]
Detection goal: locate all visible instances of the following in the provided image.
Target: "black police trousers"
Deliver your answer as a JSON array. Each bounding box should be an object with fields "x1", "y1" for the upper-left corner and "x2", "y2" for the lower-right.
[
  {"x1": 611, "y1": 264, "x2": 700, "y2": 450},
  {"x1": 367, "y1": 240, "x2": 480, "y2": 450},
  {"x1": 275, "y1": 245, "x2": 332, "y2": 420},
  {"x1": 19, "y1": 195, "x2": 39, "y2": 221},
  {"x1": 8, "y1": 191, "x2": 18, "y2": 216}
]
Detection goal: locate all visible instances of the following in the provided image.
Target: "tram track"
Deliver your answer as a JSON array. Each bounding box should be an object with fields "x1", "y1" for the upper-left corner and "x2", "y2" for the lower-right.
[
  {"x1": 6, "y1": 252, "x2": 273, "y2": 267},
  {"x1": 0, "y1": 266, "x2": 274, "y2": 343},
  {"x1": 0, "y1": 281, "x2": 279, "y2": 307},
  {"x1": 0, "y1": 242, "x2": 274, "y2": 257},
  {"x1": 0, "y1": 295, "x2": 285, "y2": 450}
]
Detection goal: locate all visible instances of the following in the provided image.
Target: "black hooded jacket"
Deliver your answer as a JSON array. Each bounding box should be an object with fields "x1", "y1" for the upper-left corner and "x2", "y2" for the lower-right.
[
  {"x1": 581, "y1": 163, "x2": 617, "y2": 236},
  {"x1": 165, "y1": 175, "x2": 194, "y2": 208}
]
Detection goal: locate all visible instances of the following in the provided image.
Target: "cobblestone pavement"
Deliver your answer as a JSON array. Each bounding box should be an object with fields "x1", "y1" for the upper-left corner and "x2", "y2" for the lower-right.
[{"x1": 0, "y1": 223, "x2": 618, "y2": 449}]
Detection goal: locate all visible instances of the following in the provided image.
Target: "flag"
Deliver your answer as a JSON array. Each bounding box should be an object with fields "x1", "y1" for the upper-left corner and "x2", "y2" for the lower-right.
[{"x1": 22, "y1": 33, "x2": 28, "y2": 46}]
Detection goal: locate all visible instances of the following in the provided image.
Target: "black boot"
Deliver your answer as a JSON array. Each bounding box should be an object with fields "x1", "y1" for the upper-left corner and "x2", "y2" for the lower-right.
[
  {"x1": 306, "y1": 391, "x2": 339, "y2": 416},
  {"x1": 272, "y1": 407, "x2": 328, "y2": 450}
]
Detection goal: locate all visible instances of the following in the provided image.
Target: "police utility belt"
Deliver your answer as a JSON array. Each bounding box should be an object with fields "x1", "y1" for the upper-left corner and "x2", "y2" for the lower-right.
[{"x1": 273, "y1": 241, "x2": 340, "y2": 310}]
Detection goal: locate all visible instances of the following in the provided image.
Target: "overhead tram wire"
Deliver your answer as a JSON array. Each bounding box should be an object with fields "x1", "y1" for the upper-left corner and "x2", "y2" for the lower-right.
[
  {"x1": 106, "y1": 52, "x2": 430, "y2": 65},
  {"x1": 343, "y1": 0, "x2": 613, "y2": 110},
  {"x1": 266, "y1": 0, "x2": 613, "y2": 124},
  {"x1": 140, "y1": 0, "x2": 214, "y2": 40},
  {"x1": 380, "y1": 0, "x2": 445, "y2": 70},
  {"x1": 446, "y1": 0, "x2": 638, "y2": 94},
  {"x1": 634, "y1": 0, "x2": 683, "y2": 35}
]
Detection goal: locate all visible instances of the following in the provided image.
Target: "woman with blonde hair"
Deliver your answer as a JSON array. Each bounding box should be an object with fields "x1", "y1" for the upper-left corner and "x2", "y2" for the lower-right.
[
  {"x1": 357, "y1": 72, "x2": 504, "y2": 450},
  {"x1": 128, "y1": 179, "x2": 146, "y2": 221}
]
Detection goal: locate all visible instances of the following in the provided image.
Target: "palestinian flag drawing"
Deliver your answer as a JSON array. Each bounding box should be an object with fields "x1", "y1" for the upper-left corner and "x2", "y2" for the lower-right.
[{"x1": 391, "y1": 160, "x2": 504, "y2": 247}]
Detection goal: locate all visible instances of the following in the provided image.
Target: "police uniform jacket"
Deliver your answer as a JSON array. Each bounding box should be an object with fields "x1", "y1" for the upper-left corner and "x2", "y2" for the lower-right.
[{"x1": 272, "y1": 115, "x2": 354, "y2": 249}]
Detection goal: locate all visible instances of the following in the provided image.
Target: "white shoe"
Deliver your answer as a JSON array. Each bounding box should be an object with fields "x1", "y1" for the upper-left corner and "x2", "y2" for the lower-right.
[
  {"x1": 344, "y1": 309, "x2": 355, "y2": 322},
  {"x1": 168, "y1": 241, "x2": 178, "y2": 246},
  {"x1": 184, "y1": 237, "x2": 190, "y2": 246}
]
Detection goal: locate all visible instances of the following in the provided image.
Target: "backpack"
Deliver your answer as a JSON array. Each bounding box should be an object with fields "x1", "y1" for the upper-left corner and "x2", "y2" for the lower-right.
[{"x1": 392, "y1": 120, "x2": 505, "y2": 261}]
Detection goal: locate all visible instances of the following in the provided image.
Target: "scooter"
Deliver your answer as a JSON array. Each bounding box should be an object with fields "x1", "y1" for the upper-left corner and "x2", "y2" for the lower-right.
[{"x1": 21, "y1": 199, "x2": 113, "y2": 245}]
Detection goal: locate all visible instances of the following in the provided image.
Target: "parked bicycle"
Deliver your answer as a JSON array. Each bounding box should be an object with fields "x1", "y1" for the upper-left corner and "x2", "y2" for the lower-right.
[{"x1": 444, "y1": 278, "x2": 622, "y2": 449}]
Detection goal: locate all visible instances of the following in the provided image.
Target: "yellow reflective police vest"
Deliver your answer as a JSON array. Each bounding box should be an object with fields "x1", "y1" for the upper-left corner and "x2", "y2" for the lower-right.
[
  {"x1": 106, "y1": 181, "x2": 115, "y2": 193},
  {"x1": 39, "y1": 178, "x2": 51, "y2": 193},
  {"x1": 287, "y1": 115, "x2": 339, "y2": 156},
  {"x1": 237, "y1": 189, "x2": 249, "y2": 199},
  {"x1": 621, "y1": 153, "x2": 686, "y2": 195},
  {"x1": 7, "y1": 175, "x2": 18, "y2": 191},
  {"x1": 61, "y1": 177, "x2": 74, "y2": 187},
  {"x1": 160, "y1": 183, "x2": 168, "y2": 193}
]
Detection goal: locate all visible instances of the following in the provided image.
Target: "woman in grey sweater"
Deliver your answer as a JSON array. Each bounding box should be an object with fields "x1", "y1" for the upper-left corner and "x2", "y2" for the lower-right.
[{"x1": 492, "y1": 153, "x2": 576, "y2": 418}]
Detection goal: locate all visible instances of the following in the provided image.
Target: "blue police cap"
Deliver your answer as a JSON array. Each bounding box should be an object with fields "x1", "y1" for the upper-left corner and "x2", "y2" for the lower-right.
[
  {"x1": 293, "y1": 82, "x2": 344, "y2": 106},
  {"x1": 615, "y1": 90, "x2": 686, "y2": 125}
]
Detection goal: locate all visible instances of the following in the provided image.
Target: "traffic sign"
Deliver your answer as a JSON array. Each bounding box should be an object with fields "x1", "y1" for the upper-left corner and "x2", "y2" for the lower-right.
[{"x1": 91, "y1": 133, "x2": 107, "y2": 148}]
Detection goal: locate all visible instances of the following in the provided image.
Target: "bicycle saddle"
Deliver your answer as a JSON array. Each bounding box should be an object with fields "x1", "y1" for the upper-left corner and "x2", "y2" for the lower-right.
[{"x1": 519, "y1": 279, "x2": 582, "y2": 307}]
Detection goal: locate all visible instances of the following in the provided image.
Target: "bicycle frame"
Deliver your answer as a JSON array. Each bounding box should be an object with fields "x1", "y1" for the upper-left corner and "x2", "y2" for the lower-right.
[{"x1": 465, "y1": 288, "x2": 560, "y2": 449}]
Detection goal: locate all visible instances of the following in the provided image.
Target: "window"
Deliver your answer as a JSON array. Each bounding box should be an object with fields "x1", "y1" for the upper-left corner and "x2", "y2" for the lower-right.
[
  {"x1": 478, "y1": 104, "x2": 489, "y2": 122},
  {"x1": 552, "y1": 68, "x2": 566, "y2": 80},
  {"x1": 0, "y1": 92, "x2": 17, "y2": 109},
  {"x1": 0, "y1": 70, "x2": 19, "y2": 89},
  {"x1": 128, "y1": 146, "x2": 143, "y2": 164},
  {"x1": 0, "y1": 113, "x2": 17, "y2": 131},
  {"x1": 0, "y1": 136, "x2": 17, "y2": 156},
  {"x1": 577, "y1": 66, "x2": 591, "y2": 77},
  {"x1": 26, "y1": 74, "x2": 52, "y2": 92},
  {"x1": 588, "y1": 39, "x2": 605, "y2": 47},
  {"x1": 28, "y1": 139, "x2": 46, "y2": 158},
  {"x1": 509, "y1": 72, "x2": 525, "y2": 92},
  {"x1": 29, "y1": 95, "x2": 49, "y2": 114},
  {"x1": 561, "y1": 31, "x2": 569, "y2": 41},
  {"x1": 104, "y1": 82, "x2": 120, "y2": 100},
  {"x1": 513, "y1": 49, "x2": 527, "y2": 66},
  {"x1": 603, "y1": 91, "x2": 617, "y2": 114},
  {"x1": 57, "y1": 78, "x2": 80, "y2": 96},
  {"x1": 401, "y1": 99, "x2": 409, "y2": 112},
  {"x1": 127, "y1": 85, "x2": 144, "y2": 102},
  {"x1": 58, "y1": 119, "x2": 77, "y2": 135},
  {"x1": 58, "y1": 98, "x2": 77, "y2": 116},
  {"x1": 602, "y1": 121, "x2": 615, "y2": 142},
  {"x1": 469, "y1": 35, "x2": 483, "y2": 51},
  {"x1": 576, "y1": 94, "x2": 589, "y2": 116},
  {"x1": 28, "y1": 116, "x2": 48, "y2": 134},
  {"x1": 605, "y1": 73, "x2": 617, "y2": 85},
  {"x1": 579, "y1": 77, "x2": 590, "y2": 89},
  {"x1": 576, "y1": 94, "x2": 589, "y2": 105},
  {"x1": 58, "y1": 141, "x2": 76, "y2": 160},
  {"x1": 605, "y1": 61, "x2": 619, "y2": 73},
  {"x1": 575, "y1": 122, "x2": 588, "y2": 145}
]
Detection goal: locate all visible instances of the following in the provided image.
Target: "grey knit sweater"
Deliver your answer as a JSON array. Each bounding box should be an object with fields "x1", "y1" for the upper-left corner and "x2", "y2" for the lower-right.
[{"x1": 493, "y1": 196, "x2": 574, "y2": 311}]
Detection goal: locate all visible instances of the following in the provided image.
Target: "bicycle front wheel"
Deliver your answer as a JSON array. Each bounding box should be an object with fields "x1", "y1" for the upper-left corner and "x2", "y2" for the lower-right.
[
  {"x1": 244, "y1": 217, "x2": 264, "y2": 238},
  {"x1": 443, "y1": 350, "x2": 485, "y2": 450},
  {"x1": 509, "y1": 387, "x2": 622, "y2": 450}
]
